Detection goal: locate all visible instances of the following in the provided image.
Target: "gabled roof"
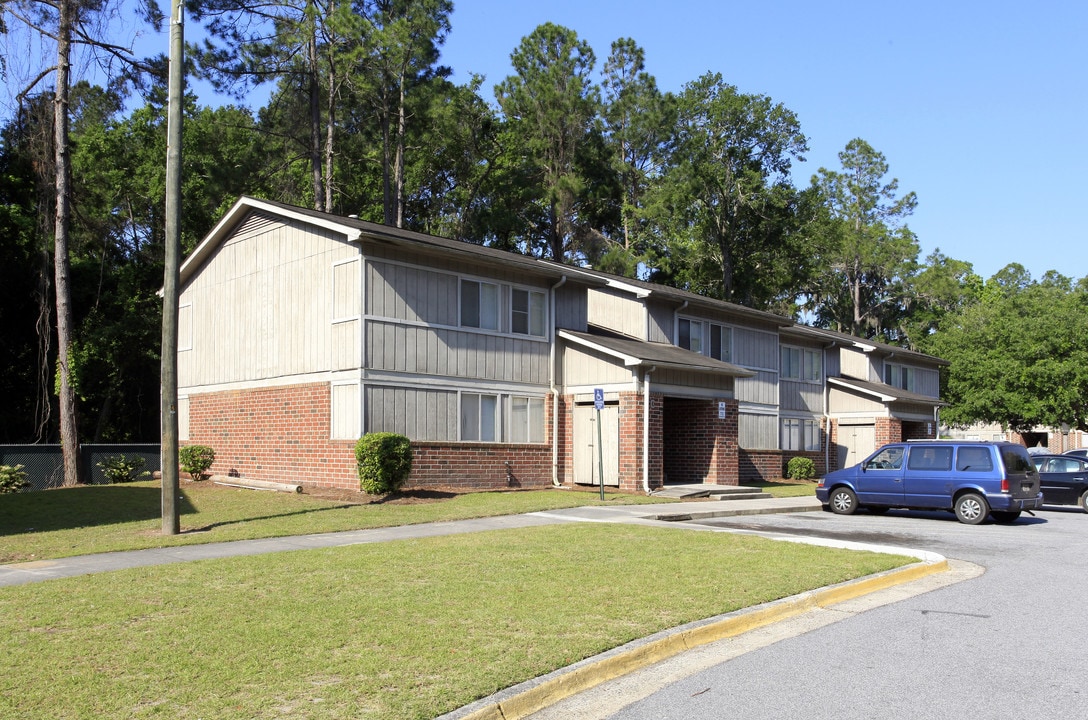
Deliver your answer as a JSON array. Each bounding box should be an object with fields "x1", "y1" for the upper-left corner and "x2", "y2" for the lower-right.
[
  {"x1": 179, "y1": 196, "x2": 608, "y2": 289},
  {"x1": 828, "y1": 376, "x2": 946, "y2": 406},
  {"x1": 559, "y1": 329, "x2": 755, "y2": 377}
]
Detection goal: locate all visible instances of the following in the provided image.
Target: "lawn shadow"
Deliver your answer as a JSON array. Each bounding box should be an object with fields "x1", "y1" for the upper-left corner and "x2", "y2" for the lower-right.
[{"x1": 0, "y1": 484, "x2": 197, "y2": 536}]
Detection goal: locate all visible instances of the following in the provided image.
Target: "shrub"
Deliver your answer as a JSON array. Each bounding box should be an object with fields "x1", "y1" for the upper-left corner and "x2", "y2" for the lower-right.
[
  {"x1": 0, "y1": 464, "x2": 30, "y2": 494},
  {"x1": 786, "y1": 456, "x2": 816, "y2": 481},
  {"x1": 179, "y1": 445, "x2": 216, "y2": 481},
  {"x1": 97, "y1": 454, "x2": 149, "y2": 484},
  {"x1": 355, "y1": 433, "x2": 413, "y2": 495}
]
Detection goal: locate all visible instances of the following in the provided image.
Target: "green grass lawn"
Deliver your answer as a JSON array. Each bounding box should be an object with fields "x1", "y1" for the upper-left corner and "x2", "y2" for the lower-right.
[
  {"x1": 0, "y1": 481, "x2": 672, "y2": 563},
  {"x1": 0, "y1": 521, "x2": 907, "y2": 719},
  {"x1": 0, "y1": 478, "x2": 876, "y2": 719},
  {"x1": 0, "y1": 479, "x2": 814, "y2": 563}
]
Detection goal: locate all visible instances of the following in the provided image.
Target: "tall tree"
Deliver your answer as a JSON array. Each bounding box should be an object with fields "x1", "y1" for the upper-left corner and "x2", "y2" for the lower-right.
[
  {"x1": 600, "y1": 38, "x2": 672, "y2": 261},
  {"x1": 495, "y1": 22, "x2": 601, "y2": 262},
  {"x1": 352, "y1": 0, "x2": 452, "y2": 227},
  {"x1": 646, "y1": 72, "x2": 809, "y2": 305},
  {"x1": 900, "y1": 249, "x2": 981, "y2": 349},
  {"x1": 2, "y1": 0, "x2": 161, "y2": 484},
  {"x1": 195, "y1": 0, "x2": 364, "y2": 211},
  {"x1": 807, "y1": 138, "x2": 918, "y2": 338}
]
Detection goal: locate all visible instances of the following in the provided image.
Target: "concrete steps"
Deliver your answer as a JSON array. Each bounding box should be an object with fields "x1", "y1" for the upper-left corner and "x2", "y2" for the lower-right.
[{"x1": 650, "y1": 484, "x2": 774, "y2": 501}]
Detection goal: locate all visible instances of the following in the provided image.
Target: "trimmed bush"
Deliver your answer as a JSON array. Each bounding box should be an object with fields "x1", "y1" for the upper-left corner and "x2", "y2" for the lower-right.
[
  {"x1": 0, "y1": 464, "x2": 30, "y2": 494},
  {"x1": 355, "y1": 433, "x2": 413, "y2": 495},
  {"x1": 97, "y1": 454, "x2": 149, "y2": 484},
  {"x1": 786, "y1": 456, "x2": 816, "y2": 481},
  {"x1": 179, "y1": 445, "x2": 216, "y2": 481}
]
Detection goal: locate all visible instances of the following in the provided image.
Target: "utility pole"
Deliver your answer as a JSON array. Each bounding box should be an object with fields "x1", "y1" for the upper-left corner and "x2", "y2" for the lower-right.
[{"x1": 161, "y1": 0, "x2": 184, "y2": 535}]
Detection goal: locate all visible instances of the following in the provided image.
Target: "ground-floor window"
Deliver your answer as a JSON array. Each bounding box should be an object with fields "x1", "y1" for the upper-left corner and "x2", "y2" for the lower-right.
[
  {"x1": 461, "y1": 392, "x2": 545, "y2": 443},
  {"x1": 782, "y1": 418, "x2": 821, "y2": 452}
]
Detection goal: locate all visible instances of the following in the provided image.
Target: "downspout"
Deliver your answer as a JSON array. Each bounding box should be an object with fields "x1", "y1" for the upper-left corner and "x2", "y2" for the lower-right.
[
  {"x1": 549, "y1": 275, "x2": 568, "y2": 486},
  {"x1": 643, "y1": 366, "x2": 656, "y2": 494},
  {"x1": 822, "y1": 342, "x2": 835, "y2": 474}
]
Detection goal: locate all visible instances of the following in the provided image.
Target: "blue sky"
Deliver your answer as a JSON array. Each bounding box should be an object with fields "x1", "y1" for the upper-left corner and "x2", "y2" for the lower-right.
[
  {"x1": 439, "y1": 0, "x2": 1088, "y2": 281},
  {"x1": 5, "y1": 1, "x2": 1082, "y2": 281}
]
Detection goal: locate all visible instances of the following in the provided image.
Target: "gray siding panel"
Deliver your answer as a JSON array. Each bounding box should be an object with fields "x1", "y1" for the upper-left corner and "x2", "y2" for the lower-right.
[
  {"x1": 740, "y1": 412, "x2": 777, "y2": 450},
  {"x1": 734, "y1": 327, "x2": 778, "y2": 370},
  {"x1": 365, "y1": 385, "x2": 457, "y2": 440},
  {"x1": 367, "y1": 260, "x2": 458, "y2": 326},
  {"x1": 366, "y1": 321, "x2": 549, "y2": 384},
  {"x1": 779, "y1": 380, "x2": 823, "y2": 413},
  {"x1": 736, "y1": 370, "x2": 778, "y2": 405}
]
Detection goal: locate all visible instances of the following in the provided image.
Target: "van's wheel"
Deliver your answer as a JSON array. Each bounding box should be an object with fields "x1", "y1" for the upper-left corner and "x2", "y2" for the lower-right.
[
  {"x1": 954, "y1": 493, "x2": 989, "y2": 525},
  {"x1": 1079, "y1": 490, "x2": 1088, "y2": 513},
  {"x1": 828, "y1": 487, "x2": 858, "y2": 515},
  {"x1": 991, "y1": 510, "x2": 1021, "y2": 524}
]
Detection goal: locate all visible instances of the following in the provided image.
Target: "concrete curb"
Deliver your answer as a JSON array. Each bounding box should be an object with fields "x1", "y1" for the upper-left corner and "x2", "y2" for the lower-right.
[{"x1": 444, "y1": 555, "x2": 949, "y2": 720}]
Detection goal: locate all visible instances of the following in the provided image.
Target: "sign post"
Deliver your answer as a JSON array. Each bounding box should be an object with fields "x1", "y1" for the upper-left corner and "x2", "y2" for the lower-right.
[{"x1": 594, "y1": 388, "x2": 605, "y2": 500}]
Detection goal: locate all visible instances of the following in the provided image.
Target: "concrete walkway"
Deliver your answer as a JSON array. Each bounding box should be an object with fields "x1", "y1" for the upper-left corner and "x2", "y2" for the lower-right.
[{"x1": 0, "y1": 496, "x2": 822, "y2": 587}]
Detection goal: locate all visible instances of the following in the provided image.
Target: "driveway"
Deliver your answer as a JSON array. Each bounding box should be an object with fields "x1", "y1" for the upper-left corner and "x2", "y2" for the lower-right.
[{"x1": 527, "y1": 505, "x2": 1088, "y2": 719}]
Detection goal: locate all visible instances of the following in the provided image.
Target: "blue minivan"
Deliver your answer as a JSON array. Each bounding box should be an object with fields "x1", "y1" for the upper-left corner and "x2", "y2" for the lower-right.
[{"x1": 816, "y1": 441, "x2": 1043, "y2": 524}]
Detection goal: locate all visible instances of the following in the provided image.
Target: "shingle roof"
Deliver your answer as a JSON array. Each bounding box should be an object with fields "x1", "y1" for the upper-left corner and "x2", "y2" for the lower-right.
[{"x1": 559, "y1": 329, "x2": 755, "y2": 377}]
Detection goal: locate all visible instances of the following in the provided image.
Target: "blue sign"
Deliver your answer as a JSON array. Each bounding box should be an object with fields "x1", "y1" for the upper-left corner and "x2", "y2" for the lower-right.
[{"x1": 594, "y1": 388, "x2": 604, "y2": 410}]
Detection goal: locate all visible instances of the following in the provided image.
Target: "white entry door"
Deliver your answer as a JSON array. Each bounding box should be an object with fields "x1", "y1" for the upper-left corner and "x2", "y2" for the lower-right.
[
  {"x1": 573, "y1": 405, "x2": 619, "y2": 486},
  {"x1": 838, "y1": 424, "x2": 875, "y2": 470}
]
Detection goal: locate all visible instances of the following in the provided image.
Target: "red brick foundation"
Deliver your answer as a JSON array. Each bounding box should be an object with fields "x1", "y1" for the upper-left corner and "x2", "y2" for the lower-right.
[
  {"x1": 187, "y1": 383, "x2": 556, "y2": 492},
  {"x1": 187, "y1": 383, "x2": 358, "y2": 489},
  {"x1": 409, "y1": 442, "x2": 553, "y2": 490}
]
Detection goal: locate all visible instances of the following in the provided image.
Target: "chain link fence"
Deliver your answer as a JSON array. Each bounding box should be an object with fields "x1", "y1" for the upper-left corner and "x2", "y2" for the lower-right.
[{"x1": 0, "y1": 445, "x2": 161, "y2": 491}]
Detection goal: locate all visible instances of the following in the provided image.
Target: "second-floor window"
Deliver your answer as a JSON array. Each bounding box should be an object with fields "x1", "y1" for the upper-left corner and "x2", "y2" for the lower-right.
[
  {"x1": 679, "y1": 318, "x2": 732, "y2": 362},
  {"x1": 460, "y1": 280, "x2": 499, "y2": 330},
  {"x1": 781, "y1": 346, "x2": 821, "y2": 383},
  {"x1": 885, "y1": 364, "x2": 916, "y2": 392},
  {"x1": 512, "y1": 288, "x2": 546, "y2": 337}
]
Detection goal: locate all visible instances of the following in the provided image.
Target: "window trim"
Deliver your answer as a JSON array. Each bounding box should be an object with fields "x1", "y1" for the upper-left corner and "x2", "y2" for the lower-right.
[
  {"x1": 678, "y1": 316, "x2": 733, "y2": 363},
  {"x1": 781, "y1": 345, "x2": 822, "y2": 383}
]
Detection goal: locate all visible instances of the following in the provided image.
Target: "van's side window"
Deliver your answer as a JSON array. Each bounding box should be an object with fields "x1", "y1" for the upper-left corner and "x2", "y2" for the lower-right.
[
  {"x1": 908, "y1": 447, "x2": 953, "y2": 471},
  {"x1": 956, "y1": 447, "x2": 994, "y2": 472},
  {"x1": 866, "y1": 447, "x2": 904, "y2": 470}
]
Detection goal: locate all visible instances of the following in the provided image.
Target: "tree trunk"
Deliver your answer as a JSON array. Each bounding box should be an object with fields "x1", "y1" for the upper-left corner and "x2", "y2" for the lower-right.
[
  {"x1": 393, "y1": 70, "x2": 407, "y2": 229},
  {"x1": 308, "y1": 24, "x2": 324, "y2": 211},
  {"x1": 324, "y1": 61, "x2": 336, "y2": 213},
  {"x1": 54, "y1": 0, "x2": 82, "y2": 486}
]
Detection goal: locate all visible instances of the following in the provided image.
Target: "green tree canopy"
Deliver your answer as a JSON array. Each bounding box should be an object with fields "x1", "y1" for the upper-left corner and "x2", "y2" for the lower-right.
[
  {"x1": 807, "y1": 138, "x2": 919, "y2": 338},
  {"x1": 927, "y1": 267, "x2": 1088, "y2": 433}
]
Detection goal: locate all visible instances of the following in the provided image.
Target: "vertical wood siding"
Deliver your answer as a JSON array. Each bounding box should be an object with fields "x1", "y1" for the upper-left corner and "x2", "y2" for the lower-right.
[
  {"x1": 364, "y1": 385, "x2": 457, "y2": 440},
  {"x1": 779, "y1": 380, "x2": 823, "y2": 412},
  {"x1": 587, "y1": 287, "x2": 645, "y2": 337},
  {"x1": 736, "y1": 370, "x2": 778, "y2": 405},
  {"x1": 179, "y1": 214, "x2": 360, "y2": 387}
]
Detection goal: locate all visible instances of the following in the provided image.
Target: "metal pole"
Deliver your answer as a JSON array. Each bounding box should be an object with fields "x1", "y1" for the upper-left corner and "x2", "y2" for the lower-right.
[
  {"x1": 161, "y1": 0, "x2": 184, "y2": 535},
  {"x1": 597, "y1": 406, "x2": 604, "y2": 500}
]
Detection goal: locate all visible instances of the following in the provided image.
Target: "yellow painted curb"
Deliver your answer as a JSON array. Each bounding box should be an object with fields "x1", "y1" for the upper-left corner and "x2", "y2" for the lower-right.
[{"x1": 456, "y1": 558, "x2": 949, "y2": 720}]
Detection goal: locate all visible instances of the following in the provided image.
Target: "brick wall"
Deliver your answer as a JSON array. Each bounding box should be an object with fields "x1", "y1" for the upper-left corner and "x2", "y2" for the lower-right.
[
  {"x1": 739, "y1": 450, "x2": 828, "y2": 483},
  {"x1": 188, "y1": 383, "x2": 358, "y2": 489},
  {"x1": 188, "y1": 383, "x2": 555, "y2": 492},
  {"x1": 661, "y1": 398, "x2": 739, "y2": 486},
  {"x1": 409, "y1": 443, "x2": 553, "y2": 490}
]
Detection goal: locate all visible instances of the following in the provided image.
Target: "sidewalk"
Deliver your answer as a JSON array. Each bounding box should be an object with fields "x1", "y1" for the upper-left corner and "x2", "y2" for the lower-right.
[{"x1": 0, "y1": 496, "x2": 822, "y2": 587}]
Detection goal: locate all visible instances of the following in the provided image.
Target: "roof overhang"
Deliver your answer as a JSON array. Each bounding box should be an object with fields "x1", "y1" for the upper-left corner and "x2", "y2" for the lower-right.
[
  {"x1": 559, "y1": 329, "x2": 755, "y2": 377},
  {"x1": 828, "y1": 376, "x2": 947, "y2": 406}
]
